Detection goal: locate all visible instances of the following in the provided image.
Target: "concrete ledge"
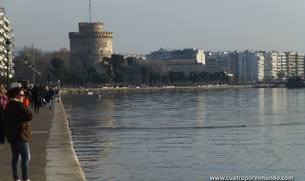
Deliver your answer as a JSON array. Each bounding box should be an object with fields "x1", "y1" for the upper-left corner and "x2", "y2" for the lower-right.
[{"x1": 46, "y1": 98, "x2": 86, "y2": 181}]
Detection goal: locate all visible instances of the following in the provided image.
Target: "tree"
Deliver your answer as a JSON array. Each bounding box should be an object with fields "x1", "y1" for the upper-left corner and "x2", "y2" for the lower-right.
[
  {"x1": 177, "y1": 71, "x2": 186, "y2": 82},
  {"x1": 50, "y1": 58, "x2": 69, "y2": 83},
  {"x1": 162, "y1": 75, "x2": 170, "y2": 85},
  {"x1": 92, "y1": 73, "x2": 110, "y2": 84},
  {"x1": 104, "y1": 54, "x2": 126, "y2": 85},
  {"x1": 51, "y1": 58, "x2": 65, "y2": 69},
  {"x1": 114, "y1": 71, "x2": 125, "y2": 83},
  {"x1": 148, "y1": 71, "x2": 159, "y2": 84},
  {"x1": 87, "y1": 67, "x2": 97, "y2": 74},
  {"x1": 169, "y1": 71, "x2": 178, "y2": 83},
  {"x1": 68, "y1": 71, "x2": 86, "y2": 85},
  {"x1": 140, "y1": 66, "x2": 149, "y2": 83},
  {"x1": 277, "y1": 71, "x2": 286, "y2": 81},
  {"x1": 47, "y1": 48, "x2": 70, "y2": 71},
  {"x1": 126, "y1": 57, "x2": 136, "y2": 66},
  {"x1": 14, "y1": 46, "x2": 51, "y2": 84},
  {"x1": 199, "y1": 71, "x2": 209, "y2": 82}
]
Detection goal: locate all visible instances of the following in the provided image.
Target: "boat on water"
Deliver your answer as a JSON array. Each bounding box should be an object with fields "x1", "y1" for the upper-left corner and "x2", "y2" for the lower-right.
[{"x1": 285, "y1": 76, "x2": 305, "y2": 88}]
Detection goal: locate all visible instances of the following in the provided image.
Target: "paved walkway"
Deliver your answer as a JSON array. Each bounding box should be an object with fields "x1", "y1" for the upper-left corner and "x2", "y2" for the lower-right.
[{"x1": 0, "y1": 97, "x2": 86, "y2": 181}]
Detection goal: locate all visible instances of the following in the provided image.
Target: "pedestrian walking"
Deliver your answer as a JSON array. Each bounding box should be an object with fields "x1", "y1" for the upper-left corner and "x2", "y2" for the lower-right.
[
  {"x1": 48, "y1": 86, "x2": 55, "y2": 110},
  {"x1": 32, "y1": 86, "x2": 44, "y2": 114},
  {"x1": 4, "y1": 87, "x2": 33, "y2": 181}
]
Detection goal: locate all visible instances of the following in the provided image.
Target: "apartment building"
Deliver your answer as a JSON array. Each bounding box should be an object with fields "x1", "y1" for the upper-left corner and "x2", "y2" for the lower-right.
[
  {"x1": 263, "y1": 51, "x2": 278, "y2": 81},
  {"x1": 0, "y1": 7, "x2": 14, "y2": 79},
  {"x1": 147, "y1": 48, "x2": 205, "y2": 64},
  {"x1": 237, "y1": 50, "x2": 263, "y2": 83},
  {"x1": 146, "y1": 48, "x2": 206, "y2": 76},
  {"x1": 229, "y1": 51, "x2": 239, "y2": 82},
  {"x1": 277, "y1": 53, "x2": 287, "y2": 78},
  {"x1": 286, "y1": 52, "x2": 304, "y2": 77},
  {"x1": 146, "y1": 48, "x2": 304, "y2": 82}
]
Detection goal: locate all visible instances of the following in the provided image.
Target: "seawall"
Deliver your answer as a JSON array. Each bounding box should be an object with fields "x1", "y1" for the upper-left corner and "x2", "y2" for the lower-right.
[
  {"x1": 46, "y1": 97, "x2": 86, "y2": 181},
  {"x1": 60, "y1": 84, "x2": 286, "y2": 94}
]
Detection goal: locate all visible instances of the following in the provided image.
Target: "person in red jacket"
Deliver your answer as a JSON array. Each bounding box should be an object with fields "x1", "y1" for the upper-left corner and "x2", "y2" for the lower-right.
[{"x1": 4, "y1": 87, "x2": 33, "y2": 181}]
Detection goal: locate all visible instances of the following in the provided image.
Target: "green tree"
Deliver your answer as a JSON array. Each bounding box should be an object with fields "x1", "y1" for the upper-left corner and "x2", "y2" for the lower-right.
[
  {"x1": 277, "y1": 71, "x2": 286, "y2": 81},
  {"x1": 148, "y1": 71, "x2": 159, "y2": 84},
  {"x1": 50, "y1": 58, "x2": 68, "y2": 82},
  {"x1": 126, "y1": 57, "x2": 136, "y2": 66},
  {"x1": 140, "y1": 66, "x2": 149, "y2": 83},
  {"x1": 114, "y1": 71, "x2": 125, "y2": 83},
  {"x1": 92, "y1": 73, "x2": 110, "y2": 84},
  {"x1": 199, "y1": 71, "x2": 209, "y2": 82},
  {"x1": 51, "y1": 58, "x2": 65, "y2": 69},
  {"x1": 104, "y1": 54, "x2": 126, "y2": 85},
  {"x1": 169, "y1": 71, "x2": 178, "y2": 83},
  {"x1": 177, "y1": 71, "x2": 186, "y2": 82},
  {"x1": 87, "y1": 67, "x2": 97, "y2": 74},
  {"x1": 86, "y1": 67, "x2": 97, "y2": 83},
  {"x1": 68, "y1": 71, "x2": 86, "y2": 85}
]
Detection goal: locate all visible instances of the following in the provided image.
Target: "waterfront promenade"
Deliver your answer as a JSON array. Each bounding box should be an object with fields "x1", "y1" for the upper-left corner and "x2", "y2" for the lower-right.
[{"x1": 0, "y1": 97, "x2": 86, "y2": 181}]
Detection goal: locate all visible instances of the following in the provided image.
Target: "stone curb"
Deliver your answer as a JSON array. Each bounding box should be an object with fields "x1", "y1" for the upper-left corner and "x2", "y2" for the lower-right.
[{"x1": 46, "y1": 97, "x2": 86, "y2": 181}]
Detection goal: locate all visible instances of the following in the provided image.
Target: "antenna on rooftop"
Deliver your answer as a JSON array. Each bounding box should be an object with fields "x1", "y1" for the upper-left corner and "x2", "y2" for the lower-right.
[{"x1": 89, "y1": 0, "x2": 91, "y2": 22}]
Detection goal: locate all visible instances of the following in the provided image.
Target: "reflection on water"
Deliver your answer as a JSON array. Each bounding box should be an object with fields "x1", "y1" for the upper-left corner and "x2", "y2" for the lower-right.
[{"x1": 61, "y1": 88, "x2": 305, "y2": 181}]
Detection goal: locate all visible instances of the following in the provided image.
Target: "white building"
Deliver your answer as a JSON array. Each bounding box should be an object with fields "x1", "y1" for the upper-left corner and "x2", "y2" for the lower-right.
[
  {"x1": 0, "y1": 7, "x2": 14, "y2": 79},
  {"x1": 238, "y1": 50, "x2": 263, "y2": 83},
  {"x1": 147, "y1": 48, "x2": 206, "y2": 76},
  {"x1": 277, "y1": 53, "x2": 287, "y2": 79},
  {"x1": 147, "y1": 48, "x2": 205, "y2": 64},
  {"x1": 205, "y1": 51, "x2": 230, "y2": 73},
  {"x1": 262, "y1": 51, "x2": 278, "y2": 81}
]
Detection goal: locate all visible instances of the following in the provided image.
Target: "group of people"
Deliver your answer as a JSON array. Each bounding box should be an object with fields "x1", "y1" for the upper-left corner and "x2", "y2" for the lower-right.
[
  {"x1": 25, "y1": 85, "x2": 56, "y2": 113},
  {"x1": 0, "y1": 84, "x2": 57, "y2": 181}
]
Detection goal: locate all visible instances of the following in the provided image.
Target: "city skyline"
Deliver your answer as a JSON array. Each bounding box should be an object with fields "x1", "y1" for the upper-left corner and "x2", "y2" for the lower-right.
[{"x1": 2, "y1": 0, "x2": 305, "y2": 55}]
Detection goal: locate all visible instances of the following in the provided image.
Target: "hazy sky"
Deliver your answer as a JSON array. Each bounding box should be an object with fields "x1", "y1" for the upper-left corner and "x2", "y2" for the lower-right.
[{"x1": 2, "y1": 0, "x2": 305, "y2": 55}]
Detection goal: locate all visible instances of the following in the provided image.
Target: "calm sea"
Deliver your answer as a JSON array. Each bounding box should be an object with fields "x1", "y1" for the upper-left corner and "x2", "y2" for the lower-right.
[{"x1": 61, "y1": 88, "x2": 305, "y2": 181}]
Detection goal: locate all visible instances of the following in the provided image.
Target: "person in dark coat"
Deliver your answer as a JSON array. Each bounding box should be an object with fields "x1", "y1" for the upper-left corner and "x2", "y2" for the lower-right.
[
  {"x1": 32, "y1": 86, "x2": 44, "y2": 114},
  {"x1": 48, "y1": 86, "x2": 55, "y2": 110},
  {"x1": 4, "y1": 87, "x2": 33, "y2": 181}
]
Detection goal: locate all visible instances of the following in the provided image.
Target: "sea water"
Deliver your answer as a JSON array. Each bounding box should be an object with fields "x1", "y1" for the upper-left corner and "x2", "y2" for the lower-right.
[{"x1": 61, "y1": 88, "x2": 305, "y2": 181}]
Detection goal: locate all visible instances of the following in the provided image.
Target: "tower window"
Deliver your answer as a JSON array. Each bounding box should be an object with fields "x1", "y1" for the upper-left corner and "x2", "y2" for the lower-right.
[{"x1": 101, "y1": 50, "x2": 103, "y2": 53}]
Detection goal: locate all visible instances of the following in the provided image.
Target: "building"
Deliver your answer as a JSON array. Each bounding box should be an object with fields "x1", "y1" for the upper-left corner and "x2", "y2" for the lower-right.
[
  {"x1": 0, "y1": 7, "x2": 14, "y2": 79},
  {"x1": 205, "y1": 51, "x2": 231, "y2": 73},
  {"x1": 286, "y1": 52, "x2": 304, "y2": 77},
  {"x1": 262, "y1": 51, "x2": 278, "y2": 81},
  {"x1": 69, "y1": 22, "x2": 113, "y2": 73},
  {"x1": 146, "y1": 48, "x2": 206, "y2": 76},
  {"x1": 238, "y1": 50, "x2": 262, "y2": 83},
  {"x1": 229, "y1": 51, "x2": 239, "y2": 82},
  {"x1": 205, "y1": 52, "x2": 216, "y2": 73},
  {"x1": 277, "y1": 53, "x2": 287, "y2": 80}
]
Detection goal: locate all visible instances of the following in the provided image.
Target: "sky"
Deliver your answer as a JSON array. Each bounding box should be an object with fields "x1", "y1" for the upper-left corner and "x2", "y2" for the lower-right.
[{"x1": 2, "y1": 0, "x2": 305, "y2": 55}]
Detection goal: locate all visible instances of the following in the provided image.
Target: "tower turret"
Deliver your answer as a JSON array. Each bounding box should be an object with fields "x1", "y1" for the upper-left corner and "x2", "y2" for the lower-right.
[{"x1": 69, "y1": 22, "x2": 113, "y2": 73}]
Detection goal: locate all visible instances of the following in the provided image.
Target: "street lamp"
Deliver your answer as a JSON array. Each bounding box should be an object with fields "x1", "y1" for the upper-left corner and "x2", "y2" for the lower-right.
[
  {"x1": 32, "y1": 66, "x2": 36, "y2": 84},
  {"x1": 29, "y1": 63, "x2": 32, "y2": 83},
  {"x1": 5, "y1": 39, "x2": 12, "y2": 88},
  {"x1": 24, "y1": 57, "x2": 28, "y2": 82},
  {"x1": 24, "y1": 57, "x2": 27, "y2": 67}
]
